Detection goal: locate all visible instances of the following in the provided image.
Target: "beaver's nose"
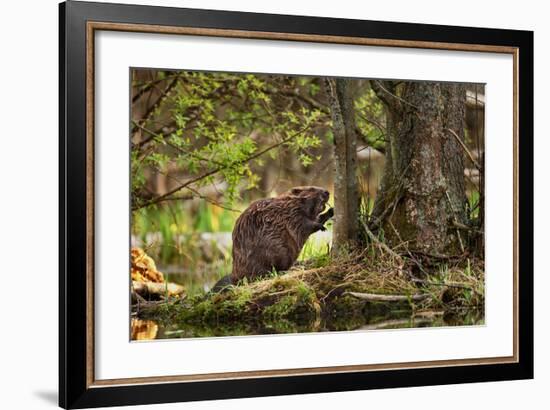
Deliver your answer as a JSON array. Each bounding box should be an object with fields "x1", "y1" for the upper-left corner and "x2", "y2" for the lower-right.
[{"x1": 323, "y1": 190, "x2": 329, "y2": 199}]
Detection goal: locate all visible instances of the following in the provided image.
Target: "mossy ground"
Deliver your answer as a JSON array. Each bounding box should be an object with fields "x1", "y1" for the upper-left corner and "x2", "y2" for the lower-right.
[{"x1": 134, "y1": 245, "x2": 484, "y2": 335}]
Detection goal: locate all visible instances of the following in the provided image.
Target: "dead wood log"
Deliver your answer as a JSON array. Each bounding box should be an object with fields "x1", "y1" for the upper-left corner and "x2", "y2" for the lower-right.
[
  {"x1": 131, "y1": 280, "x2": 185, "y2": 300},
  {"x1": 343, "y1": 291, "x2": 430, "y2": 302}
]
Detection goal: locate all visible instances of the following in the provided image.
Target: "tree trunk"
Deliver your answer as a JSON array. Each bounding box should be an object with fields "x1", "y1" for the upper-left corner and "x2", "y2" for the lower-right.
[
  {"x1": 325, "y1": 78, "x2": 359, "y2": 254},
  {"x1": 370, "y1": 80, "x2": 467, "y2": 255}
]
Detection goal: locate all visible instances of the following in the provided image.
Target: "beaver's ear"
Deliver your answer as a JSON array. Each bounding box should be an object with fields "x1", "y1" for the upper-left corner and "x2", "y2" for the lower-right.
[{"x1": 290, "y1": 187, "x2": 302, "y2": 196}]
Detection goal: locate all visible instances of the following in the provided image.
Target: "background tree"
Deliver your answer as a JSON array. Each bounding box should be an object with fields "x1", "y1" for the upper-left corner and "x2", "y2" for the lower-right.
[{"x1": 324, "y1": 78, "x2": 359, "y2": 254}]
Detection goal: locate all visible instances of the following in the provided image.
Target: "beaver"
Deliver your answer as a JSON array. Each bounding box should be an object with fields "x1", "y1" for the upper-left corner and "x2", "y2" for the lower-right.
[{"x1": 212, "y1": 186, "x2": 333, "y2": 291}]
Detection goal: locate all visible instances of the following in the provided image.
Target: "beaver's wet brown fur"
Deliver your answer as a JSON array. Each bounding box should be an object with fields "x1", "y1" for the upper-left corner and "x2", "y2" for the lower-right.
[{"x1": 212, "y1": 187, "x2": 333, "y2": 291}]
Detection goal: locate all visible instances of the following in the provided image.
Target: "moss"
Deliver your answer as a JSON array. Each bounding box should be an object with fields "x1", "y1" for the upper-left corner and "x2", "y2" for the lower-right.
[
  {"x1": 263, "y1": 295, "x2": 298, "y2": 319},
  {"x1": 262, "y1": 288, "x2": 319, "y2": 321},
  {"x1": 135, "y1": 249, "x2": 484, "y2": 333},
  {"x1": 256, "y1": 278, "x2": 320, "y2": 322},
  {"x1": 163, "y1": 275, "x2": 321, "y2": 328},
  {"x1": 182, "y1": 286, "x2": 255, "y2": 323}
]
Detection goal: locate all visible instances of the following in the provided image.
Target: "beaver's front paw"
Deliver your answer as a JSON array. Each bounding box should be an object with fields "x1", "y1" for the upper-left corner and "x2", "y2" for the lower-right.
[{"x1": 326, "y1": 207, "x2": 334, "y2": 219}]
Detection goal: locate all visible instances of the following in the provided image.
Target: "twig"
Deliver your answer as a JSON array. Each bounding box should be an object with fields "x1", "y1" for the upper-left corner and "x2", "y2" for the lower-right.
[
  {"x1": 132, "y1": 73, "x2": 179, "y2": 103},
  {"x1": 321, "y1": 282, "x2": 352, "y2": 302},
  {"x1": 185, "y1": 186, "x2": 241, "y2": 213},
  {"x1": 136, "y1": 124, "x2": 313, "y2": 210},
  {"x1": 452, "y1": 220, "x2": 483, "y2": 235},
  {"x1": 387, "y1": 220, "x2": 430, "y2": 277},
  {"x1": 372, "y1": 80, "x2": 419, "y2": 110},
  {"x1": 411, "y1": 250, "x2": 468, "y2": 260},
  {"x1": 411, "y1": 278, "x2": 473, "y2": 290},
  {"x1": 132, "y1": 75, "x2": 180, "y2": 134},
  {"x1": 357, "y1": 112, "x2": 386, "y2": 134},
  {"x1": 368, "y1": 161, "x2": 411, "y2": 229},
  {"x1": 445, "y1": 191, "x2": 465, "y2": 253},
  {"x1": 360, "y1": 218, "x2": 403, "y2": 263},
  {"x1": 276, "y1": 88, "x2": 328, "y2": 113},
  {"x1": 445, "y1": 128, "x2": 482, "y2": 171},
  {"x1": 157, "y1": 170, "x2": 241, "y2": 212}
]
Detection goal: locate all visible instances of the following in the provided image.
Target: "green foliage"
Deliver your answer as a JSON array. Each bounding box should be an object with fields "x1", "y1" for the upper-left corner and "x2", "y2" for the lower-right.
[
  {"x1": 354, "y1": 87, "x2": 386, "y2": 150},
  {"x1": 131, "y1": 71, "x2": 330, "y2": 209},
  {"x1": 468, "y1": 190, "x2": 480, "y2": 219},
  {"x1": 298, "y1": 237, "x2": 331, "y2": 267}
]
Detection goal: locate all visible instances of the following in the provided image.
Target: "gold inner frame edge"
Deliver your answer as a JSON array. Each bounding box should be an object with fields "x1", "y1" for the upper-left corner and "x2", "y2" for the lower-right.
[{"x1": 85, "y1": 21, "x2": 520, "y2": 388}]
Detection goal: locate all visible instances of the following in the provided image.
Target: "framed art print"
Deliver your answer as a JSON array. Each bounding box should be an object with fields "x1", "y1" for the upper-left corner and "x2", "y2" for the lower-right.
[{"x1": 59, "y1": 1, "x2": 533, "y2": 408}]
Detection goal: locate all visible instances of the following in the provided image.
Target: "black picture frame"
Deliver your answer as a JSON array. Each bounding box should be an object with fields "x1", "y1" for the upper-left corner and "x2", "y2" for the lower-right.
[{"x1": 59, "y1": 1, "x2": 533, "y2": 408}]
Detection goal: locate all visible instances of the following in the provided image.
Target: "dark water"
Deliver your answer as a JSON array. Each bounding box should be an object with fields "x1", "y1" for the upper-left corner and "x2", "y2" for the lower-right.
[{"x1": 131, "y1": 308, "x2": 484, "y2": 341}]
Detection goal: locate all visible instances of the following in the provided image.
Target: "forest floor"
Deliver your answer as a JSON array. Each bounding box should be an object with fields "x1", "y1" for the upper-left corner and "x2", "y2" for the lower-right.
[{"x1": 132, "y1": 244, "x2": 485, "y2": 336}]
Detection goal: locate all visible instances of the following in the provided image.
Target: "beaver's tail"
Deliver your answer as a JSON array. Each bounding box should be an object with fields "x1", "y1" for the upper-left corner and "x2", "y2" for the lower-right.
[{"x1": 210, "y1": 274, "x2": 234, "y2": 293}]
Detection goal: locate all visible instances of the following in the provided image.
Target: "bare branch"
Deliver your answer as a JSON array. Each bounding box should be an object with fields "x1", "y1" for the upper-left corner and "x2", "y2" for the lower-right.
[
  {"x1": 132, "y1": 75, "x2": 180, "y2": 134},
  {"x1": 360, "y1": 219, "x2": 403, "y2": 264},
  {"x1": 445, "y1": 128, "x2": 482, "y2": 171},
  {"x1": 373, "y1": 80, "x2": 418, "y2": 110},
  {"x1": 357, "y1": 112, "x2": 386, "y2": 134},
  {"x1": 132, "y1": 72, "x2": 180, "y2": 104}
]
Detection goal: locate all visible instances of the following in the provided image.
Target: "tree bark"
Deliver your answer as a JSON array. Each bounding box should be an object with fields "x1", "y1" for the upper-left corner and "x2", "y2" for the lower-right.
[
  {"x1": 325, "y1": 78, "x2": 359, "y2": 254},
  {"x1": 370, "y1": 80, "x2": 467, "y2": 255}
]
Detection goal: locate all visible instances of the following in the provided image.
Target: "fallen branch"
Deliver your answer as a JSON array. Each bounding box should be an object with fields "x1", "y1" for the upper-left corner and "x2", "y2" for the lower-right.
[
  {"x1": 132, "y1": 299, "x2": 179, "y2": 317},
  {"x1": 344, "y1": 291, "x2": 430, "y2": 302},
  {"x1": 132, "y1": 281, "x2": 185, "y2": 299}
]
